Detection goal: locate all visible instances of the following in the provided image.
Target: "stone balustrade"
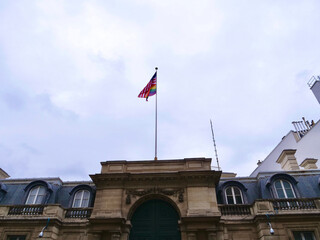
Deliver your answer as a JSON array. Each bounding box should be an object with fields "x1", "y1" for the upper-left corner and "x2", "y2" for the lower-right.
[
  {"x1": 219, "y1": 197, "x2": 320, "y2": 217},
  {"x1": 271, "y1": 198, "x2": 317, "y2": 211},
  {"x1": 219, "y1": 204, "x2": 251, "y2": 215},
  {"x1": 0, "y1": 204, "x2": 92, "y2": 220},
  {"x1": 65, "y1": 208, "x2": 93, "y2": 218},
  {"x1": 0, "y1": 198, "x2": 319, "y2": 220},
  {"x1": 8, "y1": 205, "x2": 44, "y2": 215}
]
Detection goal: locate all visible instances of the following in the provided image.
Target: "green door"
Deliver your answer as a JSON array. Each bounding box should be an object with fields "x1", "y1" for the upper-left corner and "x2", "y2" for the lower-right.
[{"x1": 129, "y1": 199, "x2": 181, "y2": 240}]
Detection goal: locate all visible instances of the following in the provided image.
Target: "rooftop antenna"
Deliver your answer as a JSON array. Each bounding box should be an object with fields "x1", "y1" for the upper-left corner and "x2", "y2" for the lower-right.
[{"x1": 210, "y1": 119, "x2": 221, "y2": 171}]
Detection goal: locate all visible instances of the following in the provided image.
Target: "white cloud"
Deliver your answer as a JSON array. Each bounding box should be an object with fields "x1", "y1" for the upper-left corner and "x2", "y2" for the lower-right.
[{"x1": 0, "y1": 0, "x2": 320, "y2": 180}]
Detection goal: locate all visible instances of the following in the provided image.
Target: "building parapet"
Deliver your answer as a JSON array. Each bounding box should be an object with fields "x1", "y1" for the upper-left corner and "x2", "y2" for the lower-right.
[
  {"x1": 100, "y1": 158, "x2": 212, "y2": 174},
  {"x1": 218, "y1": 197, "x2": 320, "y2": 220},
  {"x1": 1, "y1": 198, "x2": 319, "y2": 222},
  {"x1": 0, "y1": 204, "x2": 92, "y2": 221}
]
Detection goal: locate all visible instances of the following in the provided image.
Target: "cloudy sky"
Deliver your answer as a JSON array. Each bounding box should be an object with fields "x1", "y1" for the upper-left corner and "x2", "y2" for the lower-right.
[{"x1": 1, "y1": 0, "x2": 320, "y2": 180}]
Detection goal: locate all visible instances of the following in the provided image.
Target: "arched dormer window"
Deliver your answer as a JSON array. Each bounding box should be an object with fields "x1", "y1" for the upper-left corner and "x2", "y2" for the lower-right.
[
  {"x1": 266, "y1": 173, "x2": 299, "y2": 199},
  {"x1": 23, "y1": 180, "x2": 52, "y2": 205},
  {"x1": 26, "y1": 185, "x2": 46, "y2": 204},
  {"x1": 225, "y1": 186, "x2": 243, "y2": 204},
  {"x1": 274, "y1": 179, "x2": 296, "y2": 199},
  {"x1": 72, "y1": 190, "x2": 90, "y2": 208},
  {"x1": 218, "y1": 181, "x2": 248, "y2": 204},
  {"x1": 69, "y1": 184, "x2": 95, "y2": 208}
]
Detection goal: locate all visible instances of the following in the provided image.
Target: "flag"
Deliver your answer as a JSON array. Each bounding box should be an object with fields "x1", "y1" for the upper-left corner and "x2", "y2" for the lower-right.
[{"x1": 138, "y1": 72, "x2": 157, "y2": 101}]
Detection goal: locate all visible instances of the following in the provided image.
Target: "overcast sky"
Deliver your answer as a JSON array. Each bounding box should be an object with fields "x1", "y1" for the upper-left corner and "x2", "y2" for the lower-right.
[{"x1": 1, "y1": 0, "x2": 320, "y2": 180}]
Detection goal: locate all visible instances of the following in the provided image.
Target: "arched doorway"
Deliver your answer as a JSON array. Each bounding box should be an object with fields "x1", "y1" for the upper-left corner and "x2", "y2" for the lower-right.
[{"x1": 129, "y1": 199, "x2": 181, "y2": 240}]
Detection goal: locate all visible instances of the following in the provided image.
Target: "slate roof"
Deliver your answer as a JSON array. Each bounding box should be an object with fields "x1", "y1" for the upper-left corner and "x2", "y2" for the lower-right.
[
  {"x1": 0, "y1": 178, "x2": 94, "y2": 208},
  {"x1": 1, "y1": 171, "x2": 319, "y2": 207},
  {"x1": 217, "y1": 170, "x2": 320, "y2": 204}
]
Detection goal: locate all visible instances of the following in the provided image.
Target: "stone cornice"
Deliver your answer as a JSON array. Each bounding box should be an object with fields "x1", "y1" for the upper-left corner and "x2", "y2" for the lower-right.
[
  {"x1": 101, "y1": 158, "x2": 212, "y2": 166},
  {"x1": 100, "y1": 158, "x2": 212, "y2": 174},
  {"x1": 90, "y1": 171, "x2": 221, "y2": 188}
]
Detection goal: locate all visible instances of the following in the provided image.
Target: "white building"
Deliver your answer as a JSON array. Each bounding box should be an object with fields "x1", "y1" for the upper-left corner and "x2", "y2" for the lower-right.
[{"x1": 250, "y1": 118, "x2": 320, "y2": 177}]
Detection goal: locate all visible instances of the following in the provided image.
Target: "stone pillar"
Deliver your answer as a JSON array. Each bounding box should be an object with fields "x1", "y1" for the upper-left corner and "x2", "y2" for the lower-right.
[
  {"x1": 88, "y1": 233, "x2": 102, "y2": 240},
  {"x1": 208, "y1": 232, "x2": 216, "y2": 240},
  {"x1": 276, "y1": 149, "x2": 299, "y2": 171},
  {"x1": 253, "y1": 201, "x2": 274, "y2": 215},
  {"x1": 180, "y1": 231, "x2": 188, "y2": 240},
  {"x1": 187, "y1": 232, "x2": 196, "y2": 240},
  {"x1": 111, "y1": 233, "x2": 121, "y2": 240},
  {"x1": 216, "y1": 231, "x2": 224, "y2": 240},
  {"x1": 120, "y1": 221, "x2": 131, "y2": 240},
  {"x1": 120, "y1": 232, "x2": 129, "y2": 240},
  {"x1": 314, "y1": 199, "x2": 320, "y2": 209}
]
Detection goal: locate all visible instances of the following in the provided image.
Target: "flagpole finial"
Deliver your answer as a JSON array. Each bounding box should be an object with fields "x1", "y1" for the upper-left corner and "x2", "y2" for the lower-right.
[{"x1": 155, "y1": 67, "x2": 158, "y2": 71}]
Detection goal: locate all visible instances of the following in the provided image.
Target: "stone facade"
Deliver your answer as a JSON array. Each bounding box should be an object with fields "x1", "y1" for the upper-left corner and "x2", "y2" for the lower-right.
[
  {"x1": 1, "y1": 158, "x2": 320, "y2": 240},
  {"x1": 88, "y1": 158, "x2": 220, "y2": 240}
]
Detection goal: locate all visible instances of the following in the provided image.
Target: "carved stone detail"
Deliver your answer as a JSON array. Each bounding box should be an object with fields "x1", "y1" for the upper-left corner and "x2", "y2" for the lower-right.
[
  {"x1": 178, "y1": 192, "x2": 184, "y2": 202},
  {"x1": 126, "y1": 194, "x2": 131, "y2": 204},
  {"x1": 127, "y1": 188, "x2": 153, "y2": 196},
  {"x1": 126, "y1": 187, "x2": 184, "y2": 203}
]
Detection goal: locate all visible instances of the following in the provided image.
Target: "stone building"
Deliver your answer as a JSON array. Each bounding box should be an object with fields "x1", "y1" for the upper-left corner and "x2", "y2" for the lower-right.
[
  {"x1": 0, "y1": 155, "x2": 320, "y2": 240},
  {"x1": 1, "y1": 120, "x2": 320, "y2": 240}
]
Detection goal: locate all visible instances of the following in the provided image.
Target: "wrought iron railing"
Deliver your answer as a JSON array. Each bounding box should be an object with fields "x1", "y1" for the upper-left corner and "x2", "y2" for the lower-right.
[
  {"x1": 8, "y1": 205, "x2": 44, "y2": 215},
  {"x1": 65, "y1": 208, "x2": 93, "y2": 218},
  {"x1": 219, "y1": 204, "x2": 251, "y2": 215},
  {"x1": 272, "y1": 198, "x2": 317, "y2": 211}
]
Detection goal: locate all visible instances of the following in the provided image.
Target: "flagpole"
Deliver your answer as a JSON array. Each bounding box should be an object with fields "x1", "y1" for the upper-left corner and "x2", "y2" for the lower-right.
[{"x1": 154, "y1": 67, "x2": 158, "y2": 161}]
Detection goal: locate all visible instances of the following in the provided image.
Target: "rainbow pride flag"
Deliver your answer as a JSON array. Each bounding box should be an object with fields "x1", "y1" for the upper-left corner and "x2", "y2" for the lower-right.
[{"x1": 138, "y1": 72, "x2": 157, "y2": 101}]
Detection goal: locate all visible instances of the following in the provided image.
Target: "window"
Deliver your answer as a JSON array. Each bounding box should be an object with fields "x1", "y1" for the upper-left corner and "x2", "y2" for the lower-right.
[
  {"x1": 293, "y1": 231, "x2": 316, "y2": 240},
  {"x1": 274, "y1": 180, "x2": 296, "y2": 198},
  {"x1": 225, "y1": 186, "x2": 243, "y2": 204},
  {"x1": 7, "y1": 236, "x2": 26, "y2": 240},
  {"x1": 25, "y1": 185, "x2": 46, "y2": 204},
  {"x1": 266, "y1": 173, "x2": 299, "y2": 199},
  {"x1": 72, "y1": 190, "x2": 90, "y2": 208}
]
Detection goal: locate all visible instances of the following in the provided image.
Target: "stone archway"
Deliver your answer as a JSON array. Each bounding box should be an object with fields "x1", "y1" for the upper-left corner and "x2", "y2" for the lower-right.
[{"x1": 129, "y1": 199, "x2": 181, "y2": 240}]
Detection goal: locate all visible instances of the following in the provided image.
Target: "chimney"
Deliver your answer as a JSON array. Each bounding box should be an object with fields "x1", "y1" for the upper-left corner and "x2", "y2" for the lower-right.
[
  {"x1": 276, "y1": 149, "x2": 300, "y2": 171},
  {"x1": 292, "y1": 117, "x2": 313, "y2": 140},
  {"x1": 300, "y1": 158, "x2": 318, "y2": 170}
]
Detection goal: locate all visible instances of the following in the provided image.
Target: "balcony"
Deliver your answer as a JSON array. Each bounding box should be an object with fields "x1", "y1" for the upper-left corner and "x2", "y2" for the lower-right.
[
  {"x1": 8, "y1": 205, "x2": 44, "y2": 215},
  {"x1": 219, "y1": 204, "x2": 251, "y2": 215},
  {"x1": 0, "y1": 205, "x2": 92, "y2": 220},
  {"x1": 218, "y1": 198, "x2": 320, "y2": 218},
  {"x1": 1, "y1": 198, "x2": 319, "y2": 220},
  {"x1": 271, "y1": 198, "x2": 317, "y2": 211},
  {"x1": 65, "y1": 208, "x2": 93, "y2": 218}
]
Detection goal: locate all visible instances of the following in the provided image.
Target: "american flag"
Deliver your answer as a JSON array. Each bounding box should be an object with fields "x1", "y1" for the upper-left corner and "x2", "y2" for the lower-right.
[{"x1": 138, "y1": 72, "x2": 157, "y2": 101}]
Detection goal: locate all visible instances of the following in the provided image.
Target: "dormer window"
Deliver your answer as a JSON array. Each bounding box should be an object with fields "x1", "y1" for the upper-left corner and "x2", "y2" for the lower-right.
[
  {"x1": 275, "y1": 180, "x2": 296, "y2": 199},
  {"x1": 68, "y1": 184, "x2": 95, "y2": 209},
  {"x1": 72, "y1": 190, "x2": 90, "y2": 208},
  {"x1": 25, "y1": 186, "x2": 47, "y2": 204},
  {"x1": 225, "y1": 186, "x2": 243, "y2": 204},
  {"x1": 266, "y1": 174, "x2": 299, "y2": 199},
  {"x1": 218, "y1": 181, "x2": 248, "y2": 205}
]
